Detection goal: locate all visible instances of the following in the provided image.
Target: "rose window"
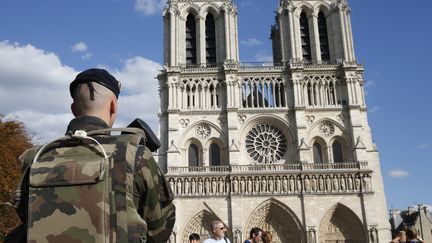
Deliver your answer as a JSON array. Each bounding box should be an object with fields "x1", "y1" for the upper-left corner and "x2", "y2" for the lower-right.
[
  {"x1": 245, "y1": 124, "x2": 287, "y2": 163},
  {"x1": 196, "y1": 123, "x2": 211, "y2": 139},
  {"x1": 319, "y1": 122, "x2": 335, "y2": 137}
]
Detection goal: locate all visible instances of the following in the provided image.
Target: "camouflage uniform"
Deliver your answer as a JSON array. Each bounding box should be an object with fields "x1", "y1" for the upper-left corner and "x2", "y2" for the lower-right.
[{"x1": 15, "y1": 116, "x2": 175, "y2": 242}]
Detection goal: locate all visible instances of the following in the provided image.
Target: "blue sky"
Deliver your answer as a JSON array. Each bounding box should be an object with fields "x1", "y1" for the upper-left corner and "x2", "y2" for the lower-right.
[{"x1": 0, "y1": 0, "x2": 430, "y2": 212}]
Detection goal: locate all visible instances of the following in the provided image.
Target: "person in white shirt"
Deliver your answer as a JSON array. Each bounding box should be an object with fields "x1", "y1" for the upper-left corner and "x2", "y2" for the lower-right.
[{"x1": 203, "y1": 220, "x2": 231, "y2": 243}]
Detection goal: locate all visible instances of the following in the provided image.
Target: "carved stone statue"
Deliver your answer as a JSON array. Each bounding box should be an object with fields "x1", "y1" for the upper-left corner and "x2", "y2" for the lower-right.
[
  {"x1": 311, "y1": 177, "x2": 317, "y2": 192},
  {"x1": 218, "y1": 178, "x2": 224, "y2": 194},
  {"x1": 254, "y1": 178, "x2": 260, "y2": 193},
  {"x1": 304, "y1": 176, "x2": 310, "y2": 192},
  {"x1": 233, "y1": 177, "x2": 239, "y2": 193},
  {"x1": 275, "y1": 177, "x2": 281, "y2": 193},
  {"x1": 318, "y1": 177, "x2": 324, "y2": 191},
  {"x1": 283, "y1": 177, "x2": 288, "y2": 192},
  {"x1": 191, "y1": 179, "x2": 196, "y2": 195},
  {"x1": 332, "y1": 177, "x2": 339, "y2": 191},
  {"x1": 185, "y1": 179, "x2": 190, "y2": 194}
]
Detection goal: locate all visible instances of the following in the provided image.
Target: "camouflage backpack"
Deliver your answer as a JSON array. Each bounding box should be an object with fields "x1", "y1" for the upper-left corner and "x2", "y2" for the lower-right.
[{"x1": 26, "y1": 127, "x2": 148, "y2": 242}]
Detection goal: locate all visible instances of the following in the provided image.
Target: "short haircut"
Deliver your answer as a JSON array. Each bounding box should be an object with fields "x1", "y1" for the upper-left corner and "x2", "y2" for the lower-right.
[
  {"x1": 249, "y1": 227, "x2": 263, "y2": 238},
  {"x1": 406, "y1": 227, "x2": 417, "y2": 239},
  {"x1": 210, "y1": 220, "x2": 223, "y2": 231},
  {"x1": 189, "y1": 233, "x2": 200, "y2": 240}
]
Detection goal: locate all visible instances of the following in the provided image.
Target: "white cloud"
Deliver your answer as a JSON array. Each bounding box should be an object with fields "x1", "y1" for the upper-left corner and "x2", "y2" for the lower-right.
[
  {"x1": 0, "y1": 40, "x2": 161, "y2": 143},
  {"x1": 241, "y1": 38, "x2": 262, "y2": 47},
  {"x1": 388, "y1": 169, "x2": 410, "y2": 179},
  {"x1": 254, "y1": 50, "x2": 273, "y2": 62},
  {"x1": 416, "y1": 143, "x2": 432, "y2": 149},
  {"x1": 368, "y1": 106, "x2": 379, "y2": 113},
  {"x1": 134, "y1": 0, "x2": 165, "y2": 15},
  {"x1": 81, "y1": 52, "x2": 93, "y2": 60},
  {"x1": 71, "y1": 42, "x2": 88, "y2": 52}
]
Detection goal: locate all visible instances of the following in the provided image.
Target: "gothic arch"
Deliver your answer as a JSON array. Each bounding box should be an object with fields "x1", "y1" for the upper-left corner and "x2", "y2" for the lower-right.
[
  {"x1": 244, "y1": 198, "x2": 305, "y2": 243},
  {"x1": 306, "y1": 118, "x2": 345, "y2": 141},
  {"x1": 180, "y1": 4, "x2": 200, "y2": 19},
  {"x1": 318, "y1": 203, "x2": 366, "y2": 243},
  {"x1": 329, "y1": 136, "x2": 350, "y2": 162},
  {"x1": 181, "y1": 209, "x2": 227, "y2": 243},
  {"x1": 294, "y1": 3, "x2": 314, "y2": 17},
  {"x1": 179, "y1": 120, "x2": 227, "y2": 149},
  {"x1": 199, "y1": 4, "x2": 220, "y2": 18},
  {"x1": 311, "y1": 136, "x2": 327, "y2": 163},
  {"x1": 205, "y1": 137, "x2": 228, "y2": 166},
  {"x1": 186, "y1": 138, "x2": 203, "y2": 167},
  {"x1": 313, "y1": 2, "x2": 331, "y2": 16}
]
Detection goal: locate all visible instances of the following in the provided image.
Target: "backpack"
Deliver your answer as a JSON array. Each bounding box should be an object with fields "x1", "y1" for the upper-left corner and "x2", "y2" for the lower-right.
[{"x1": 25, "y1": 127, "x2": 148, "y2": 243}]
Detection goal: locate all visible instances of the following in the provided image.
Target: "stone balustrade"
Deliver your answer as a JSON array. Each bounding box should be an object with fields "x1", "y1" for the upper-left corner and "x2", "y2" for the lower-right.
[{"x1": 166, "y1": 162, "x2": 372, "y2": 197}]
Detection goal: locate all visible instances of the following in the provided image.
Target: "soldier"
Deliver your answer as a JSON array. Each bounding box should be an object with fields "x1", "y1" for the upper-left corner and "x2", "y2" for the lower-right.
[{"x1": 9, "y1": 68, "x2": 175, "y2": 242}]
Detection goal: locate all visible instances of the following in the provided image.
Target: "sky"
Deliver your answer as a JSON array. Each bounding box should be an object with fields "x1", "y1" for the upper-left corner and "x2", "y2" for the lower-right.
[{"x1": 0, "y1": 0, "x2": 431, "y2": 213}]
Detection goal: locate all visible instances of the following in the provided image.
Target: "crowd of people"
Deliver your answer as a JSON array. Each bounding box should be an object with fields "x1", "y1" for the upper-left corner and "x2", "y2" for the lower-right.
[
  {"x1": 188, "y1": 221, "x2": 428, "y2": 243},
  {"x1": 188, "y1": 221, "x2": 273, "y2": 243}
]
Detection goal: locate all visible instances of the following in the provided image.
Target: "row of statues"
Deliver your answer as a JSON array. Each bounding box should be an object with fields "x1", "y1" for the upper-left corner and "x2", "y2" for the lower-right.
[{"x1": 168, "y1": 173, "x2": 372, "y2": 196}]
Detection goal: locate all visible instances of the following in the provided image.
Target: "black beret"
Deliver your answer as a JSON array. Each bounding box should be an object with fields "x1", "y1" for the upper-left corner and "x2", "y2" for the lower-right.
[{"x1": 70, "y1": 68, "x2": 121, "y2": 98}]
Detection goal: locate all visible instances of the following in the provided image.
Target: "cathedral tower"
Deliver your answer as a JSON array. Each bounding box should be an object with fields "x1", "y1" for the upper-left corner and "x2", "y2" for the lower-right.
[{"x1": 158, "y1": 0, "x2": 391, "y2": 242}]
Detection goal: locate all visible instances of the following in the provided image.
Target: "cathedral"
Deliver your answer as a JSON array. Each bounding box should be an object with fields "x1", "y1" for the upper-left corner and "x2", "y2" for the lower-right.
[{"x1": 157, "y1": 0, "x2": 391, "y2": 242}]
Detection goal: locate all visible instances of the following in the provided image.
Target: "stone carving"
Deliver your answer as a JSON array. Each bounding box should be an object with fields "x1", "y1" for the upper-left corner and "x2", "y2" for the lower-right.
[
  {"x1": 234, "y1": 229, "x2": 242, "y2": 243},
  {"x1": 245, "y1": 124, "x2": 287, "y2": 163},
  {"x1": 305, "y1": 115, "x2": 315, "y2": 125},
  {"x1": 179, "y1": 118, "x2": 190, "y2": 128},
  {"x1": 191, "y1": 179, "x2": 196, "y2": 195},
  {"x1": 196, "y1": 123, "x2": 211, "y2": 139},
  {"x1": 363, "y1": 175, "x2": 371, "y2": 192},
  {"x1": 169, "y1": 172, "x2": 372, "y2": 196},
  {"x1": 185, "y1": 179, "x2": 189, "y2": 194},
  {"x1": 369, "y1": 226, "x2": 378, "y2": 243},
  {"x1": 218, "y1": 178, "x2": 224, "y2": 194},
  {"x1": 238, "y1": 114, "x2": 247, "y2": 123},
  {"x1": 319, "y1": 121, "x2": 335, "y2": 137},
  {"x1": 308, "y1": 227, "x2": 317, "y2": 243}
]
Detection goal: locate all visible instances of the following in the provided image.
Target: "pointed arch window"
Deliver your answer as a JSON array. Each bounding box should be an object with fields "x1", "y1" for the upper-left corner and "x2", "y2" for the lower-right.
[
  {"x1": 188, "y1": 144, "x2": 199, "y2": 167},
  {"x1": 186, "y1": 14, "x2": 197, "y2": 66},
  {"x1": 332, "y1": 141, "x2": 343, "y2": 163},
  {"x1": 318, "y1": 11, "x2": 330, "y2": 62},
  {"x1": 205, "y1": 13, "x2": 216, "y2": 65},
  {"x1": 210, "y1": 143, "x2": 221, "y2": 166},
  {"x1": 313, "y1": 142, "x2": 323, "y2": 163},
  {"x1": 300, "y1": 12, "x2": 312, "y2": 62}
]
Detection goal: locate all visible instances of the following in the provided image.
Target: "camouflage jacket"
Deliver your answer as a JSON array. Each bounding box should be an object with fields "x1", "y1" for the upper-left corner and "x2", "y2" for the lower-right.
[{"x1": 16, "y1": 116, "x2": 175, "y2": 242}]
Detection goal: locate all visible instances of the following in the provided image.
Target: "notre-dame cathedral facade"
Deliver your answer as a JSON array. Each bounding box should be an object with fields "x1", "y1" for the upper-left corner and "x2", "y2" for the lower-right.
[{"x1": 157, "y1": 0, "x2": 391, "y2": 242}]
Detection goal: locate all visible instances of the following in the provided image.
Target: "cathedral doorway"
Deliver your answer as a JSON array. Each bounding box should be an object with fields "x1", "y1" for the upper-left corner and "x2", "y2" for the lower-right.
[
  {"x1": 318, "y1": 203, "x2": 366, "y2": 243},
  {"x1": 244, "y1": 199, "x2": 305, "y2": 243}
]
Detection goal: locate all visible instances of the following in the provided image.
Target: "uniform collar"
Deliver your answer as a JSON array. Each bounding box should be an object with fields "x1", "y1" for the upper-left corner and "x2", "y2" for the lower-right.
[{"x1": 66, "y1": 115, "x2": 110, "y2": 134}]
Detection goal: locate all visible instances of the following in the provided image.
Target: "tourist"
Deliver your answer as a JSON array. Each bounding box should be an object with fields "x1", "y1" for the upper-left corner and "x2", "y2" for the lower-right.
[
  {"x1": 204, "y1": 220, "x2": 230, "y2": 243},
  {"x1": 243, "y1": 227, "x2": 262, "y2": 243},
  {"x1": 190, "y1": 233, "x2": 201, "y2": 243},
  {"x1": 262, "y1": 231, "x2": 272, "y2": 243}
]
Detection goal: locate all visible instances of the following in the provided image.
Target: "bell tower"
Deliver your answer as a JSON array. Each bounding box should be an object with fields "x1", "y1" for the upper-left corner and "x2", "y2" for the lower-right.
[
  {"x1": 162, "y1": 0, "x2": 239, "y2": 68},
  {"x1": 159, "y1": 0, "x2": 239, "y2": 172}
]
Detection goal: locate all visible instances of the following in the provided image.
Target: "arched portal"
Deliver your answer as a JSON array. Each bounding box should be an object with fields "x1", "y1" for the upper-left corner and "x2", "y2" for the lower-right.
[
  {"x1": 244, "y1": 199, "x2": 305, "y2": 243},
  {"x1": 182, "y1": 209, "x2": 231, "y2": 243},
  {"x1": 318, "y1": 203, "x2": 366, "y2": 243}
]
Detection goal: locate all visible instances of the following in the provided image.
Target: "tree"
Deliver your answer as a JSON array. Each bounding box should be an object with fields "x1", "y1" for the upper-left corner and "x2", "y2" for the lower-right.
[{"x1": 0, "y1": 115, "x2": 34, "y2": 239}]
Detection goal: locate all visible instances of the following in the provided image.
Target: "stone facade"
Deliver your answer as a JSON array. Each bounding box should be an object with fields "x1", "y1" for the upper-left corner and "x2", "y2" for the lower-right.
[{"x1": 158, "y1": 0, "x2": 391, "y2": 242}]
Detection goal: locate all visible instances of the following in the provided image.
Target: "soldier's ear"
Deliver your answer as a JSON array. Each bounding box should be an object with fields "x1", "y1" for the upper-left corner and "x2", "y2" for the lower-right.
[
  {"x1": 71, "y1": 103, "x2": 79, "y2": 117},
  {"x1": 109, "y1": 98, "x2": 117, "y2": 116}
]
